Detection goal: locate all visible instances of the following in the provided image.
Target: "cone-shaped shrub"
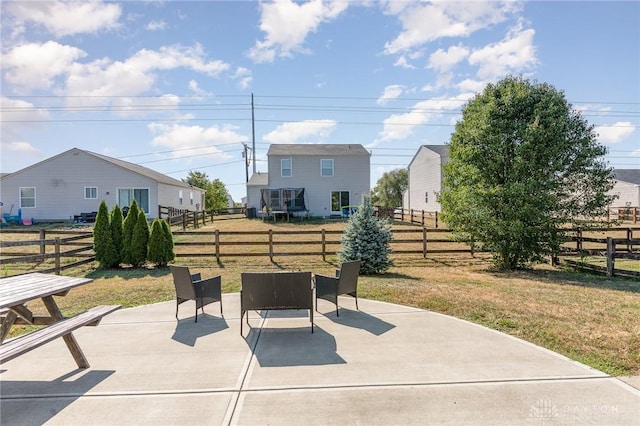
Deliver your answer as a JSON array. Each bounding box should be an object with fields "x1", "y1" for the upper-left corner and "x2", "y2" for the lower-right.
[
  {"x1": 130, "y1": 210, "x2": 149, "y2": 267},
  {"x1": 148, "y1": 219, "x2": 169, "y2": 267},
  {"x1": 339, "y1": 197, "x2": 392, "y2": 275},
  {"x1": 94, "y1": 200, "x2": 118, "y2": 268},
  {"x1": 122, "y1": 200, "x2": 139, "y2": 265},
  {"x1": 110, "y1": 204, "x2": 124, "y2": 267},
  {"x1": 161, "y1": 220, "x2": 175, "y2": 263}
]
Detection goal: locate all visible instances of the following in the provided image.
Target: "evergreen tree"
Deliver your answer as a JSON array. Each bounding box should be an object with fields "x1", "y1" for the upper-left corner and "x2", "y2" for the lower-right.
[
  {"x1": 122, "y1": 200, "x2": 139, "y2": 265},
  {"x1": 161, "y1": 219, "x2": 176, "y2": 263},
  {"x1": 148, "y1": 219, "x2": 168, "y2": 266},
  {"x1": 110, "y1": 204, "x2": 124, "y2": 267},
  {"x1": 130, "y1": 210, "x2": 149, "y2": 267},
  {"x1": 93, "y1": 200, "x2": 117, "y2": 268},
  {"x1": 339, "y1": 198, "x2": 392, "y2": 275}
]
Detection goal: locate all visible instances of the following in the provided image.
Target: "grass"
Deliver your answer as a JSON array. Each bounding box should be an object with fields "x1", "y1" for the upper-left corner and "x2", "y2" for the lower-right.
[{"x1": 2, "y1": 217, "x2": 639, "y2": 377}]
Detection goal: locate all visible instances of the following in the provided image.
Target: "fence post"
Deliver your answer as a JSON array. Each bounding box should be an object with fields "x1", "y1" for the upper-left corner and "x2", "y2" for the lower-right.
[
  {"x1": 192, "y1": 212, "x2": 197, "y2": 229},
  {"x1": 182, "y1": 212, "x2": 187, "y2": 231},
  {"x1": 422, "y1": 228, "x2": 427, "y2": 258},
  {"x1": 321, "y1": 229, "x2": 326, "y2": 261},
  {"x1": 576, "y1": 228, "x2": 582, "y2": 253},
  {"x1": 410, "y1": 209, "x2": 414, "y2": 224},
  {"x1": 55, "y1": 237, "x2": 61, "y2": 275},
  {"x1": 215, "y1": 230, "x2": 220, "y2": 262},
  {"x1": 421, "y1": 210, "x2": 425, "y2": 226},
  {"x1": 627, "y1": 228, "x2": 633, "y2": 253},
  {"x1": 158, "y1": 205, "x2": 162, "y2": 220},
  {"x1": 606, "y1": 237, "x2": 615, "y2": 277},
  {"x1": 269, "y1": 229, "x2": 274, "y2": 262},
  {"x1": 39, "y1": 229, "x2": 46, "y2": 257},
  {"x1": 435, "y1": 211, "x2": 438, "y2": 228}
]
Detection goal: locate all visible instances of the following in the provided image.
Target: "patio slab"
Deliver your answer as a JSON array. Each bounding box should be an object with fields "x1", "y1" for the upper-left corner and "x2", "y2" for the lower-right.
[{"x1": 1, "y1": 294, "x2": 638, "y2": 425}]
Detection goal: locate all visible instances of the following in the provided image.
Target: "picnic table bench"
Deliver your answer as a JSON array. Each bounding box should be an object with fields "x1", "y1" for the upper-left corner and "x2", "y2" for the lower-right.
[{"x1": 0, "y1": 273, "x2": 120, "y2": 368}]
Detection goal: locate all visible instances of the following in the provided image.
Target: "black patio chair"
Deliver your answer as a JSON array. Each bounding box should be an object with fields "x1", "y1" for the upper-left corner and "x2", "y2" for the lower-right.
[
  {"x1": 170, "y1": 265, "x2": 222, "y2": 322},
  {"x1": 315, "y1": 260, "x2": 361, "y2": 316}
]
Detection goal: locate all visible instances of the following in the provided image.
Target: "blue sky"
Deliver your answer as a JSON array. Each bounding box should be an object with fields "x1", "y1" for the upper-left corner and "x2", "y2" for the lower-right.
[{"x1": 1, "y1": 0, "x2": 638, "y2": 202}]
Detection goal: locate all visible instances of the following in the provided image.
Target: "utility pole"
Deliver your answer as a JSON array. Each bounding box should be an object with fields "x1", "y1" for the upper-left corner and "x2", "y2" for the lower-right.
[
  {"x1": 251, "y1": 93, "x2": 256, "y2": 174},
  {"x1": 242, "y1": 143, "x2": 250, "y2": 183}
]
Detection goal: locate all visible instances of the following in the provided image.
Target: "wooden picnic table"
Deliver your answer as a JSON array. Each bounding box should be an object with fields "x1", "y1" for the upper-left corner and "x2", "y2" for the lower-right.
[{"x1": 0, "y1": 273, "x2": 120, "y2": 368}]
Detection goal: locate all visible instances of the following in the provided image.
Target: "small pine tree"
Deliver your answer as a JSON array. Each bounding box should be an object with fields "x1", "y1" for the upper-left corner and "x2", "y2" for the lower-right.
[
  {"x1": 148, "y1": 219, "x2": 168, "y2": 267},
  {"x1": 339, "y1": 198, "x2": 392, "y2": 275},
  {"x1": 122, "y1": 200, "x2": 139, "y2": 265},
  {"x1": 161, "y1": 219, "x2": 176, "y2": 263},
  {"x1": 94, "y1": 200, "x2": 118, "y2": 268},
  {"x1": 130, "y1": 210, "x2": 149, "y2": 267},
  {"x1": 109, "y1": 204, "x2": 124, "y2": 267}
]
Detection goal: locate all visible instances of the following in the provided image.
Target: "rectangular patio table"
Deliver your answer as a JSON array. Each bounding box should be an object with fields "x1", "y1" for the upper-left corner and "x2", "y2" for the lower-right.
[{"x1": 0, "y1": 273, "x2": 120, "y2": 368}]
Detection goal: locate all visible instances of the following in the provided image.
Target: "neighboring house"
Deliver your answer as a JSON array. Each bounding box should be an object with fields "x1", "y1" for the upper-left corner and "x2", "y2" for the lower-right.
[
  {"x1": 0, "y1": 148, "x2": 205, "y2": 222},
  {"x1": 246, "y1": 144, "x2": 370, "y2": 217},
  {"x1": 403, "y1": 145, "x2": 449, "y2": 213},
  {"x1": 610, "y1": 169, "x2": 640, "y2": 207}
]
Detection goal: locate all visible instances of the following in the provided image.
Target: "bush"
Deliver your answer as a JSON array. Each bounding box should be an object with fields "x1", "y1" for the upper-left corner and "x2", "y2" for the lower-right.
[
  {"x1": 130, "y1": 210, "x2": 149, "y2": 267},
  {"x1": 161, "y1": 219, "x2": 176, "y2": 263},
  {"x1": 110, "y1": 204, "x2": 124, "y2": 267},
  {"x1": 122, "y1": 200, "x2": 139, "y2": 265},
  {"x1": 339, "y1": 198, "x2": 392, "y2": 274},
  {"x1": 94, "y1": 200, "x2": 118, "y2": 268},
  {"x1": 148, "y1": 219, "x2": 172, "y2": 267}
]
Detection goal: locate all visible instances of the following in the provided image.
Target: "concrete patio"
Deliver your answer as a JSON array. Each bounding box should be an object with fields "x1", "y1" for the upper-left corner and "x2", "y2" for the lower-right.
[{"x1": 1, "y1": 294, "x2": 639, "y2": 425}]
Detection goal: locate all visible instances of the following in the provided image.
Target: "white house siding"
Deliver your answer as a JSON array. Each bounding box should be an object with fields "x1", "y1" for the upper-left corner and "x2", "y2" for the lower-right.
[
  {"x1": 610, "y1": 181, "x2": 640, "y2": 207},
  {"x1": 265, "y1": 145, "x2": 370, "y2": 217},
  {"x1": 0, "y1": 148, "x2": 203, "y2": 221},
  {"x1": 406, "y1": 145, "x2": 449, "y2": 213},
  {"x1": 246, "y1": 172, "x2": 268, "y2": 213},
  {"x1": 156, "y1": 183, "x2": 205, "y2": 214}
]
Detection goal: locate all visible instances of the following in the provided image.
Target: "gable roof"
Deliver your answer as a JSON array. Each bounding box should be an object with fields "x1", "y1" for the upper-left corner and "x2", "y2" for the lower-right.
[
  {"x1": 408, "y1": 144, "x2": 449, "y2": 168},
  {"x1": 613, "y1": 169, "x2": 640, "y2": 185},
  {"x1": 267, "y1": 144, "x2": 369, "y2": 156},
  {"x1": 247, "y1": 172, "x2": 268, "y2": 186},
  {"x1": 1, "y1": 148, "x2": 199, "y2": 190}
]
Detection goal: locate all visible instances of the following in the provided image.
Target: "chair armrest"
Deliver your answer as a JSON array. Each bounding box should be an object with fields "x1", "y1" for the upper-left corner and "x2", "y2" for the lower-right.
[
  {"x1": 315, "y1": 273, "x2": 338, "y2": 293},
  {"x1": 193, "y1": 275, "x2": 222, "y2": 299}
]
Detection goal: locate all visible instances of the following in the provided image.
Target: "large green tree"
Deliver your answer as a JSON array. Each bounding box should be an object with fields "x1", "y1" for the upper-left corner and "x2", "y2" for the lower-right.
[
  {"x1": 439, "y1": 76, "x2": 615, "y2": 270},
  {"x1": 183, "y1": 171, "x2": 230, "y2": 211},
  {"x1": 371, "y1": 168, "x2": 408, "y2": 208}
]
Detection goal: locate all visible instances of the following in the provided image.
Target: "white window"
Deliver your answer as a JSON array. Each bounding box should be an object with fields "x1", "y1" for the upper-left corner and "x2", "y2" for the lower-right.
[
  {"x1": 190, "y1": 192, "x2": 194, "y2": 205},
  {"x1": 281, "y1": 158, "x2": 292, "y2": 177},
  {"x1": 20, "y1": 187, "x2": 36, "y2": 208},
  {"x1": 321, "y1": 159, "x2": 334, "y2": 177},
  {"x1": 118, "y1": 188, "x2": 149, "y2": 213},
  {"x1": 85, "y1": 187, "x2": 98, "y2": 199},
  {"x1": 179, "y1": 190, "x2": 183, "y2": 205}
]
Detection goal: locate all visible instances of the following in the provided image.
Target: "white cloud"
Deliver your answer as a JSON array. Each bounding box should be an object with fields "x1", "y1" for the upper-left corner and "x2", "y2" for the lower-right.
[
  {"x1": 377, "y1": 85, "x2": 405, "y2": 104},
  {"x1": 2, "y1": 41, "x2": 87, "y2": 91},
  {"x1": 65, "y1": 44, "x2": 230, "y2": 101},
  {"x1": 595, "y1": 122, "x2": 635, "y2": 144},
  {"x1": 0, "y1": 97, "x2": 51, "y2": 143},
  {"x1": 146, "y1": 20, "x2": 167, "y2": 31},
  {"x1": 6, "y1": 1, "x2": 121, "y2": 37},
  {"x1": 428, "y1": 44, "x2": 470, "y2": 73},
  {"x1": 148, "y1": 123, "x2": 246, "y2": 159},
  {"x1": 375, "y1": 93, "x2": 473, "y2": 143},
  {"x1": 384, "y1": 1, "x2": 519, "y2": 55},
  {"x1": 188, "y1": 80, "x2": 213, "y2": 97},
  {"x1": 247, "y1": 0, "x2": 349, "y2": 63},
  {"x1": 233, "y1": 67, "x2": 253, "y2": 90},
  {"x1": 393, "y1": 56, "x2": 416, "y2": 69},
  {"x1": 1, "y1": 141, "x2": 41, "y2": 155},
  {"x1": 468, "y1": 24, "x2": 537, "y2": 80},
  {"x1": 263, "y1": 120, "x2": 337, "y2": 143},
  {"x1": 457, "y1": 79, "x2": 487, "y2": 93}
]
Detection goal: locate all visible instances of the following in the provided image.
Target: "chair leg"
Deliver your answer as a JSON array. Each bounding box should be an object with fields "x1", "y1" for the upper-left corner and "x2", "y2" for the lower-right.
[
  {"x1": 175, "y1": 301, "x2": 179, "y2": 319},
  {"x1": 355, "y1": 294, "x2": 359, "y2": 311}
]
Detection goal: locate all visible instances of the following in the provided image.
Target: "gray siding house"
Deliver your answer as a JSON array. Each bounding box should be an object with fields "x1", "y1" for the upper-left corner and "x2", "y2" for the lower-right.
[
  {"x1": 0, "y1": 148, "x2": 205, "y2": 222},
  {"x1": 610, "y1": 169, "x2": 640, "y2": 207},
  {"x1": 403, "y1": 145, "x2": 449, "y2": 212},
  {"x1": 246, "y1": 144, "x2": 370, "y2": 217}
]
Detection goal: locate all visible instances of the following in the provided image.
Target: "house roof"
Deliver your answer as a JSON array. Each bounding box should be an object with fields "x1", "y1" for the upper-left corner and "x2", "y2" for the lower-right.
[
  {"x1": 613, "y1": 169, "x2": 640, "y2": 185},
  {"x1": 267, "y1": 144, "x2": 369, "y2": 156},
  {"x1": 407, "y1": 144, "x2": 449, "y2": 168},
  {"x1": 247, "y1": 172, "x2": 268, "y2": 186},
  {"x1": 1, "y1": 148, "x2": 201, "y2": 191}
]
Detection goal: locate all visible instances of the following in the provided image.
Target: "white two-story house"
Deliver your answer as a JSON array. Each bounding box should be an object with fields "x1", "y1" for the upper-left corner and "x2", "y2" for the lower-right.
[
  {"x1": 246, "y1": 144, "x2": 370, "y2": 218},
  {"x1": 403, "y1": 145, "x2": 449, "y2": 213}
]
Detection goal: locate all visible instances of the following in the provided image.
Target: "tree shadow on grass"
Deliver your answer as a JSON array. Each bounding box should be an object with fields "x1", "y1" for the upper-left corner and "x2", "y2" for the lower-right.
[
  {"x1": 488, "y1": 267, "x2": 640, "y2": 293},
  {"x1": 85, "y1": 266, "x2": 170, "y2": 280}
]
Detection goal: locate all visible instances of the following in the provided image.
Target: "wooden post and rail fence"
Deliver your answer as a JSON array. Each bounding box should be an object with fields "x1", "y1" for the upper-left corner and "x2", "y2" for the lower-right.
[{"x1": 1, "y1": 226, "x2": 638, "y2": 278}]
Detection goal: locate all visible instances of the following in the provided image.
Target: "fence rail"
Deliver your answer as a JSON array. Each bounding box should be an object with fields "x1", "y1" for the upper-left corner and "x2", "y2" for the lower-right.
[{"x1": 1, "y1": 226, "x2": 638, "y2": 277}]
